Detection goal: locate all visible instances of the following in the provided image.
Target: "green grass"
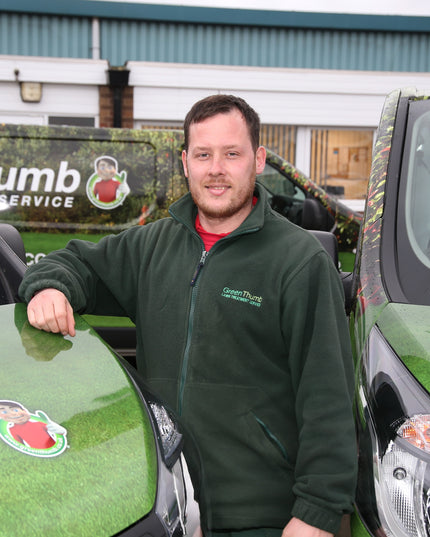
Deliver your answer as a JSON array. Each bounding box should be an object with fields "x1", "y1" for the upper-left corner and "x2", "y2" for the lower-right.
[
  {"x1": 83, "y1": 314, "x2": 135, "y2": 327},
  {"x1": 21, "y1": 232, "x2": 135, "y2": 328},
  {"x1": 339, "y1": 251, "x2": 355, "y2": 272},
  {"x1": 21, "y1": 231, "x2": 108, "y2": 255}
]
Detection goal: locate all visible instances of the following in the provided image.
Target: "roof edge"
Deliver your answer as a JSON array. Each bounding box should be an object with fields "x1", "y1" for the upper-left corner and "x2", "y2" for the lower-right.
[{"x1": 2, "y1": 1, "x2": 430, "y2": 32}]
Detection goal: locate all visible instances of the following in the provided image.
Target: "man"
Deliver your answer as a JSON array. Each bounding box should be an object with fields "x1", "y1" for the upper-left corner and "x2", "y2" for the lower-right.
[{"x1": 20, "y1": 95, "x2": 357, "y2": 537}]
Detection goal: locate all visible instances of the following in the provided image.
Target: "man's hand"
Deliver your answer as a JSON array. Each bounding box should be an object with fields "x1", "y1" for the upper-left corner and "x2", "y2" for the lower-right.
[
  {"x1": 282, "y1": 518, "x2": 334, "y2": 537},
  {"x1": 27, "y1": 288, "x2": 76, "y2": 337}
]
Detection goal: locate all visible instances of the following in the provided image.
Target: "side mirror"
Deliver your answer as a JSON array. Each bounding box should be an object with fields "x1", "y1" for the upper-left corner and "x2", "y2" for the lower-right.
[{"x1": 0, "y1": 224, "x2": 27, "y2": 305}]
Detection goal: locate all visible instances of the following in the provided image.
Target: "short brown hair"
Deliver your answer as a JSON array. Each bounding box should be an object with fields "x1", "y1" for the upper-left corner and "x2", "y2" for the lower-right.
[{"x1": 183, "y1": 94, "x2": 261, "y2": 152}]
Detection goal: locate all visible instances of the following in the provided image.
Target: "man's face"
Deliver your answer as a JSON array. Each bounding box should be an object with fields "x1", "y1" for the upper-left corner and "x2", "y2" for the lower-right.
[
  {"x1": 182, "y1": 109, "x2": 266, "y2": 233},
  {"x1": 97, "y1": 160, "x2": 116, "y2": 181},
  {"x1": 0, "y1": 405, "x2": 30, "y2": 424}
]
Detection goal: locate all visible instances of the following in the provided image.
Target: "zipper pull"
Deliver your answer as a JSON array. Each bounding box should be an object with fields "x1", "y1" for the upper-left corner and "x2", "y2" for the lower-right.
[{"x1": 191, "y1": 251, "x2": 209, "y2": 286}]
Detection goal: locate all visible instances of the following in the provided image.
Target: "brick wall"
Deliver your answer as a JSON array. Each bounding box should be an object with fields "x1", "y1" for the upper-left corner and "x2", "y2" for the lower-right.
[{"x1": 99, "y1": 86, "x2": 134, "y2": 128}]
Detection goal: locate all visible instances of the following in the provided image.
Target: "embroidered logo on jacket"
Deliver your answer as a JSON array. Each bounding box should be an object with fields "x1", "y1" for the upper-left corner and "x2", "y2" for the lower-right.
[{"x1": 221, "y1": 287, "x2": 263, "y2": 308}]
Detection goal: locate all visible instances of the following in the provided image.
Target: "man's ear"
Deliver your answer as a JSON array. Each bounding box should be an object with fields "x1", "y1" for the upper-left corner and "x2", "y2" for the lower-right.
[
  {"x1": 181, "y1": 150, "x2": 189, "y2": 178},
  {"x1": 255, "y1": 146, "x2": 266, "y2": 175}
]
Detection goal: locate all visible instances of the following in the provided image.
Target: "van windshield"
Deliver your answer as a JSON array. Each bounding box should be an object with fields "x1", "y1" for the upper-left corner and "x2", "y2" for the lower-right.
[
  {"x1": 393, "y1": 98, "x2": 430, "y2": 305},
  {"x1": 404, "y1": 108, "x2": 430, "y2": 267}
]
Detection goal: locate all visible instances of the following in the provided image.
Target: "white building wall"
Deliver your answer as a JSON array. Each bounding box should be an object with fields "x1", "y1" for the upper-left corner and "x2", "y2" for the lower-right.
[
  {"x1": 0, "y1": 56, "x2": 108, "y2": 126},
  {"x1": 2, "y1": 55, "x2": 430, "y2": 132},
  {"x1": 130, "y1": 61, "x2": 430, "y2": 128}
]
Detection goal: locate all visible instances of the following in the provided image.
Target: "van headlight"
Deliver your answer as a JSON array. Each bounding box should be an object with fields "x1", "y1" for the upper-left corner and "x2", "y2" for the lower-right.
[
  {"x1": 377, "y1": 427, "x2": 430, "y2": 536},
  {"x1": 150, "y1": 401, "x2": 187, "y2": 535},
  {"x1": 150, "y1": 402, "x2": 184, "y2": 467},
  {"x1": 356, "y1": 327, "x2": 430, "y2": 537},
  {"x1": 119, "y1": 358, "x2": 195, "y2": 536}
]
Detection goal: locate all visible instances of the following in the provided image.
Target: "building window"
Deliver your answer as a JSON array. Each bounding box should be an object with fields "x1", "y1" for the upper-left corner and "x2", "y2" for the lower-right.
[
  {"x1": 138, "y1": 122, "x2": 182, "y2": 130},
  {"x1": 261, "y1": 124, "x2": 296, "y2": 165},
  {"x1": 48, "y1": 116, "x2": 95, "y2": 127},
  {"x1": 310, "y1": 129, "x2": 373, "y2": 199}
]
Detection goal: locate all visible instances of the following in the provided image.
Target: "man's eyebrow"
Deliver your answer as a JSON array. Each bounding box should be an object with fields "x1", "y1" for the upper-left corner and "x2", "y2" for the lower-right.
[
  {"x1": 191, "y1": 144, "x2": 241, "y2": 152},
  {"x1": 190, "y1": 146, "x2": 210, "y2": 152}
]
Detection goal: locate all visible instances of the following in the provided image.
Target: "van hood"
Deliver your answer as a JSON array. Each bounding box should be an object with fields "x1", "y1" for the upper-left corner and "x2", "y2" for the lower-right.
[
  {"x1": 376, "y1": 302, "x2": 430, "y2": 392},
  {"x1": 0, "y1": 303, "x2": 157, "y2": 536}
]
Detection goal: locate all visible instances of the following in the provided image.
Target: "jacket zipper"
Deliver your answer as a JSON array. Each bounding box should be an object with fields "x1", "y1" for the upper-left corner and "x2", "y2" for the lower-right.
[
  {"x1": 190, "y1": 250, "x2": 209, "y2": 287},
  {"x1": 177, "y1": 226, "x2": 259, "y2": 415},
  {"x1": 178, "y1": 249, "x2": 209, "y2": 415}
]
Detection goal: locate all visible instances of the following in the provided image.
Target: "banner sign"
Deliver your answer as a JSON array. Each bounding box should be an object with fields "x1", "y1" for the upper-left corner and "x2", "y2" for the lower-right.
[{"x1": 0, "y1": 124, "x2": 186, "y2": 232}]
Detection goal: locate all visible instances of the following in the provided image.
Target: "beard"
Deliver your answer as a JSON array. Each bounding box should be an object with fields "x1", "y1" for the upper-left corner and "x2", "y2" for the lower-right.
[{"x1": 189, "y1": 180, "x2": 256, "y2": 220}]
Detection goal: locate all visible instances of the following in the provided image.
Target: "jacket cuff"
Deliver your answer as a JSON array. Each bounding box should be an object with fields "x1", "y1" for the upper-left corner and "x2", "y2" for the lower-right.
[
  {"x1": 19, "y1": 280, "x2": 72, "y2": 305},
  {"x1": 291, "y1": 497, "x2": 343, "y2": 534}
]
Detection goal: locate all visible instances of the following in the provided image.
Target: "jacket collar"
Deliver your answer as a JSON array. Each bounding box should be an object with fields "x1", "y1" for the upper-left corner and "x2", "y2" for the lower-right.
[{"x1": 169, "y1": 182, "x2": 269, "y2": 238}]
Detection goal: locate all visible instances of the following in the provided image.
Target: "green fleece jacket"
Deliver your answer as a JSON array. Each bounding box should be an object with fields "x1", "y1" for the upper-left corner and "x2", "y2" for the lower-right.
[{"x1": 19, "y1": 184, "x2": 357, "y2": 533}]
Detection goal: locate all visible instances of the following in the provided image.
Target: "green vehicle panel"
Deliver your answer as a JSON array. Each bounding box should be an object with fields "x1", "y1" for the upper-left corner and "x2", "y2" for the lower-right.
[
  {"x1": 350, "y1": 88, "x2": 430, "y2": 537},
  {"x1": 0, "y1": 303, "x2": 157, "y2": 537},
  {"x1": 376, "y1": 303, "x2": 430, "y2": 392}
]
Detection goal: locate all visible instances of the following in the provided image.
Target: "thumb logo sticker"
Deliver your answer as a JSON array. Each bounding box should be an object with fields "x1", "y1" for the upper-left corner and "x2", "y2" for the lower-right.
[
  {"x1": 0, "y1": 400, "x2": 68, "y2": 458},
  {"x1": 86, "y1": 155, "x2": 130, "y2": 210}
]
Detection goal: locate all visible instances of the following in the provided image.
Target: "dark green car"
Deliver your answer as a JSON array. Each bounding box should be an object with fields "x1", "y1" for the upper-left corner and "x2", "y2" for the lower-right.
[
  {"x1": 0, "y1": 225, "x2": 198, "y2": 536},
  {"x1": 349, "y1": 88, "x2": 430, "y2": 537}
]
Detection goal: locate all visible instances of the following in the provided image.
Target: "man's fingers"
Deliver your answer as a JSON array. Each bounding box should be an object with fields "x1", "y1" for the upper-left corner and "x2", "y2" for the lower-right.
[
  {"x1": 65, "y1": 300, "x2": 76, "y2": 337},
  {"x1": 45, "y1": 302, "x2": 70, "y2": 335},
  {"x1": 27, "y1": 288, "x2": 75, "y2": 337}
]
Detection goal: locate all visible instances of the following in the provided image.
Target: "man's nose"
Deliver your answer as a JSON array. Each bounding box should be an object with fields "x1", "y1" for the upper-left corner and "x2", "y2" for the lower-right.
[{"x1": 209, "y1": 155, "x2": 225, "y2": 175}]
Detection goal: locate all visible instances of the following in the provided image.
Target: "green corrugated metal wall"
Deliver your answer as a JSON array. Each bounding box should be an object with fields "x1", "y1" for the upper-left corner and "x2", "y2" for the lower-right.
[
  {"x1": 102, "y1": 20, "x2": 430, "y2": 71},
  {"x1": 1, "y1": 11, "x2": 429, "y2": 72},
  {"x1": 0, "y1": 13, "x2": 92, "y2": 58}
]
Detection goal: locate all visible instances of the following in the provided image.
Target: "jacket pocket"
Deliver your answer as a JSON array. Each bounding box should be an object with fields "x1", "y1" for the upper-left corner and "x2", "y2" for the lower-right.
[
  {"x1": 181, "y1": 383, "x2": 296, "y2": 526},
  {"x1": 245, "y1": 411, "x2": 294, "y2": 471},
  {"x1": 182, "y1": 383, "x2": 295, "y2": 477}
]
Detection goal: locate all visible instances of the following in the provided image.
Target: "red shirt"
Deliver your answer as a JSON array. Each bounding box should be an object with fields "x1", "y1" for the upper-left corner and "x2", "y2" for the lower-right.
[
  {"x1": 195, "y1": 196, "x2": 258, "y2": 251},
  {"x1": 94, "y1": 179, "x2": 120, "y2": 202},
  {"x1": 9, "y1": 420, "x2": 56, "y2": 449},
  {"x1": 195, "y1": 214, "x2": 229, "y2": 251}
]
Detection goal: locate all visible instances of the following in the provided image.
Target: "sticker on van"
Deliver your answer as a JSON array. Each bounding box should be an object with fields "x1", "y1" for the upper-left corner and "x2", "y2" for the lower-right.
[
  {"x1": 86, "y1": 156, "x2": 130, "y2": 210},
  {"x1": 0, "y1": 400, "x2": 68, "y2": 458}
]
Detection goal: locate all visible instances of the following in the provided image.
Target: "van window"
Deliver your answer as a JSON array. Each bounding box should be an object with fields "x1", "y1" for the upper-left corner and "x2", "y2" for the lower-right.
[
  {"x1": 404, "y1": 108, "x2": 430, "y2": 267},
  {"x1": 394, "y1": 98, "x2": 430, "y2": 305}
]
